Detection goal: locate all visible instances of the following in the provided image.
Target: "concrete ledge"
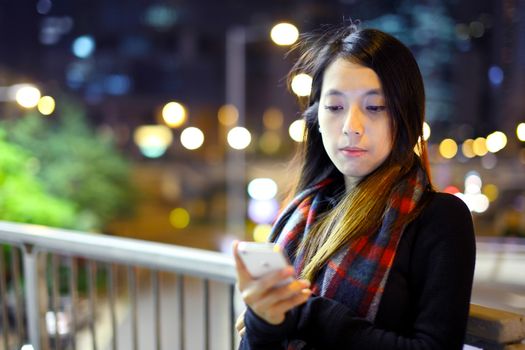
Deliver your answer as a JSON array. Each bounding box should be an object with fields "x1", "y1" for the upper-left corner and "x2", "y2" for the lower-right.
[{"x1": 466, "y1": 304, "x2": 525, "y2": 349}]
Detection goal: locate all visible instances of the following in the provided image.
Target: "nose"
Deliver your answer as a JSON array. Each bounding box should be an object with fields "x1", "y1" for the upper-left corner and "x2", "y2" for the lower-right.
[{"x1": 342, "y1": 103, "x2": 364, "y2": 136}]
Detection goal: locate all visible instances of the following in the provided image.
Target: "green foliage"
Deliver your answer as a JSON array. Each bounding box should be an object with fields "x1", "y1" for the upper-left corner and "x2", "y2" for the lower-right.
[
  {"x1": 1, "y1": 97, "x2": 135, "y2": 231},
  {"x1": 0, "y1": 130, "x2": 77, "y2": 228}
]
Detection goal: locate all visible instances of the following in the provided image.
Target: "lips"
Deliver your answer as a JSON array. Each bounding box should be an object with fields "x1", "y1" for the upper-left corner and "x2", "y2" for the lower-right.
[{"x1": 340, "y1": 147, "x2": 367, "y2": 157}]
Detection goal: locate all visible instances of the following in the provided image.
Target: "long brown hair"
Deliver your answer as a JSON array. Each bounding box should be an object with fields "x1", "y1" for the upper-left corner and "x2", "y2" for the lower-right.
[{"x1": 286, "y1": 25, "x2": 433, "y2": 281}]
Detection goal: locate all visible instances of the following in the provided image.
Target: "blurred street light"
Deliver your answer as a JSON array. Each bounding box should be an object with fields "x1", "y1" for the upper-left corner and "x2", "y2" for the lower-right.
[
  {"x1": 289, "y1": 119, "x2": 306, "y2": 142},
  {"x1": 486, "y1": 131, "x2": 507, "y2": 153},
  {"x1": 423, "y1": 122, "x2": 431, "y2": 141},
  {"x1": 133, "y1": 125, "x2": 173, "y2": 158},
  {"x1": 517, "y1": 123, "x2": 525, "y2": 142},
  {"x1": 247, "y1": 178, "x2": 278, "y2": 200},
  {"x1": 439, "y1": 138, "x2": 458, "y2": 159},
  {"x1": 162, "y1": 101, "x2": 187, "y2": 128},
  {"x1": 218, "y1": 104, "x2": 239, "y2": 126},
  {"x1": 270, "y1": 22, "x2": 299, "y2": 46},
  {"x1": 180, "y1": 127, "x2": 204, "y2": 150},
  {"x1": 291, "y1": 73, "x2": 312, "y2": 97},
  {"x1": 14, "y1": 85, "x2": 41, "y2": 108},
  {"x1": 37, "y1": 96, "x2": 56, "y2": 115},
  {"x1": 473, "y1": 137, "x2": 488, "y2": 156},
  {"x1": 462, "y1": 139, "x2": 476, "y2": 158},
  {"x1": 227, "y1": 126, "x2": 251, "y2": 150}
]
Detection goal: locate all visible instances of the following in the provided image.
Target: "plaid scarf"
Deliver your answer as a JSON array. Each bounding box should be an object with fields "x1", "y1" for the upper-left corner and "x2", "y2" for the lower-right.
[{"x1": 268, "y1": 167, "x2": 428, "y2": 329}]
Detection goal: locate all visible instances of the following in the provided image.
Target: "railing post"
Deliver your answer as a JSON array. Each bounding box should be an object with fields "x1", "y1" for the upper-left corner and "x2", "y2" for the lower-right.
[{"x1": 22, "y1": 244, "x2": 41, "y2": 350}]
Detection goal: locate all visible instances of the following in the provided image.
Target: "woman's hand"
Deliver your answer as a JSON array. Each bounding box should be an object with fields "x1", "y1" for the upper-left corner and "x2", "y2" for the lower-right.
[
  {"x1": 233, "y1": 241, "x2": 312, "y2": 326},
  {"x1": 235, "y1": 309, "x2": 246, "y2": 337}
]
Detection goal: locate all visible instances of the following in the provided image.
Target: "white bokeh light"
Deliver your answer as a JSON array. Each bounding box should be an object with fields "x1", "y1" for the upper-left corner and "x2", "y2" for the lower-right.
[
  {"x1": 516, "y1": 123, "x2": 525, "y2": 142},
  {"x1": 465, "y1": 171, "x2": 482, "y2": 194},
  {"x1": 289, "y1": 119, "x2": 306, "y2": 142},
  {"x1": 486, "y1": 131, "x2": 507, "y2": 153},
  {"x1": 227, "y1": 126, "x2": 252, "y2": 150},
  {"x1": 291, "y1": 73, "x2": 312, "y2": 97},
  {"x1": 162, "y1": 101, "x2": 187, "y2": 128},
  {"x1": 180, "y1": 127, "x2": 204, "y2": 150},
  {"x1": 247, "y1": 178, "x2": 278, "y2": 200},
  {"x1": 270, "y1": 22, "x2": 299, "y2": 46},
  {"x1": 14, "y1": 85, "x2": 41, "y2": 108},
  {"x1": 423, "y1": 122, "x2": 431, "y2": 141}
]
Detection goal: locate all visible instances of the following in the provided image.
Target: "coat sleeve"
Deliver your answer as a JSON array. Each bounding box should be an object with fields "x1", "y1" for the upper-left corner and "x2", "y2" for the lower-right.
[{"x1": 293, "y1": 194, "x2": 476, "y2": 350}]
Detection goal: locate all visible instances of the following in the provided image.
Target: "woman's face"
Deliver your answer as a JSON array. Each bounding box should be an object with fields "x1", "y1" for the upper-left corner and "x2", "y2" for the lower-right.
[{"x1": 317, "y1": 58, "x2": 393, "y2": 189}]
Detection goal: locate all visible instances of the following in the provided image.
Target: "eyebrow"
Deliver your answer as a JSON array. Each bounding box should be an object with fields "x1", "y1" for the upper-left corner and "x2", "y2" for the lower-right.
[{"x1": 323, "y1": 88, "x2": 383, "y2": 97}]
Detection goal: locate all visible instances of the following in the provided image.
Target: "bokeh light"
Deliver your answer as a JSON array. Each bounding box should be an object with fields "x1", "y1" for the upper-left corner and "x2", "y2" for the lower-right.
[
  {"x1": 517, "y1": 123, "x2": 525, "y2": 142},
  {"x1": 227, "y1": 126, "x2": 251, "y2": 150},
  {"x1": 488, "y1": 66, "x2": 504, "y2": 85},
  {"x1": 423, "y1": 122, "x2": 431, "y2": 141},
  {"x1": 291, "y1": 73, "x2": 312, "y2": 97},
  {"x1": 439, "y1": 139, "x2": 458, "y2": 159},
  {"x1": 218, "y1": 104, "x2": 239, "y2": 126},
  {"x1": 469, "y1": 21, "x2": 485, "y2": 38},
  {"x1": 486, "y1": 131, "x2": 507, "y2": 153},
  {"x1": 472, "y1": 137, "x2": 488, "y2": 156},
  {"x1": 481, "y1": 153, "x2": 498, "y2": 170},
  {"x1": 472, "y1": 194, "x2": 490, "y2": 213},
  {"x1": 263, "y1": 107, "x2": 284, "y2": 130},
  {"x1": 169, "y1": 208, "x2": 190, "y2": 229},
  {"x1": 248, "y1": 199, "x2": 280, "y2": 224},
  {"x1": 15, "y1": 85, "x2": 41, "y2": 108},
  {"x1": 482, "y1": 184, "x2": 499, "y2": 202},
  {"x1": 162, "y1": 101, "x2": 187, "y2": 128},
  {"x1": 72, "y1": 35, "x2": 96, "y2": 58},
  {"x1": 461, "y1": 139, "x2": 476, "y2": 158},
  {"x1": 247, "y1": 178, "x2": 278, "y2": 200},
  {"x1": 36, "y1": 0, "x2": 52, "y2": 15},
  {"x1": 465, "y1": 171, "x2": 482, "y2": 194},
  {"x1": 37, "y1": 96, "x2": 56, "y2": 115},
  {"x1": 289, "y1": 119, "x2": 306, "y2": 142},
  {"x1": 259, "y1": 131, "x2": 281, "y2": 154},
  {"x1": 133, "y1": 125, "x2": 173, "y2": 158},
  {"x1": 253, "y1": 224, "x2": 272, "y2": 243},
  {"x1": 270, "y1": 22, "x2": 299, "y2": 46},
  {"x1": 180, "y1": 127, "x2": 204, "y2": 150},
  {"x1": 443, "y1": 185, "x2": 460, "y2": 194}
]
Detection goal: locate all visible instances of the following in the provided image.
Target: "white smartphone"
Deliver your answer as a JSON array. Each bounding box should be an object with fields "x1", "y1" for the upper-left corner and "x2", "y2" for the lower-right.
[{"x1": 237, "y1": 242, "x2": 291, "y2": 279}]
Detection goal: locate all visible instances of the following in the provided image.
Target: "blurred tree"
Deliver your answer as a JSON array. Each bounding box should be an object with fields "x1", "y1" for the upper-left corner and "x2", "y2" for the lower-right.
[
  {"x1": 0, "y1": 129, "x2": 77, "y2": 228},
  {"x1": 1, "y1": 97, "x2": 135, "y2": 231}
]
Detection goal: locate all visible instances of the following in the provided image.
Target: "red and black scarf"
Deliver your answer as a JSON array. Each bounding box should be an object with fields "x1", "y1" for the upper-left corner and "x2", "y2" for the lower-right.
[{"x1": 269, "y1": 167, "x2": 429, "y2": 322}]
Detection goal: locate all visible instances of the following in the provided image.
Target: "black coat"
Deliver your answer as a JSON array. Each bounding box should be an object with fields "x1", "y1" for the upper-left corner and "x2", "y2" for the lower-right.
[{"x1": 241, "y1": 192, "x2": 476, "y2": 350}]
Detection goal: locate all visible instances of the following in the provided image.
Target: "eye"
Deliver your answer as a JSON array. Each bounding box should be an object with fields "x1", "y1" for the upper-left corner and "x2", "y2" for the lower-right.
[
  {"x1": 324, "y1": 105, "x2": 344, "y2": 112},
  {"x1": 366, "y1": 105, "x2": 386, "y2": 113}
]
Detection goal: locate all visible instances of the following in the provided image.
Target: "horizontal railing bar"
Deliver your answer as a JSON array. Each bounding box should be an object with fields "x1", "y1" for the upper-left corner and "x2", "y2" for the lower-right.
[
  {"x1": 0, "y1": 221, "x2": 236, "y2": 283},
  {"x1": 476, "y1": 237, "x2": 525, "y2": 253}
]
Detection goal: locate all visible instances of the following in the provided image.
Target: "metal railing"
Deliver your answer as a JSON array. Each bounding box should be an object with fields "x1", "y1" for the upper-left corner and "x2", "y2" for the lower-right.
[
  {"x1": 1, "y1": 221, "x2": 524, "y2": 350},
  {"x1": 0, "y1": 221, "x2": 238, "y2": 350}
]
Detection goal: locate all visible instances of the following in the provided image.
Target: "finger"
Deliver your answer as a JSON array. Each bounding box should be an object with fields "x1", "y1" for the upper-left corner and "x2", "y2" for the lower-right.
[
  {"x1": 235, "y1": 311, "x2": 245, "y2": 332},
  {"x1": 256, "y1": 266, "x2": 295, "y2": 291},
  {"x1": 239, "y1": 327, "x2": 245, "y2": 337},
  {"x1": 250, "y1": 289, "x2": 312, "y2": 325},
  {"x1": 250, "y1": 279, "x2": 310, "y2": 311},
  {"x1": 232, "y1": 241, "x2": 252, "y2": 282},
  {"x1": 241, "y1": 267, "x2": 295, "y2": 304},
  {"x1": 271, "y1": 288, "x2": 312, "y2": 315}
]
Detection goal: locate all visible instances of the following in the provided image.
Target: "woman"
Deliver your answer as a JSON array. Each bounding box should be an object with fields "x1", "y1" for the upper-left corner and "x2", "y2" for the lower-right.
[{"x1": 233, "y1": 24, "x2": 476, "y2": 349}]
